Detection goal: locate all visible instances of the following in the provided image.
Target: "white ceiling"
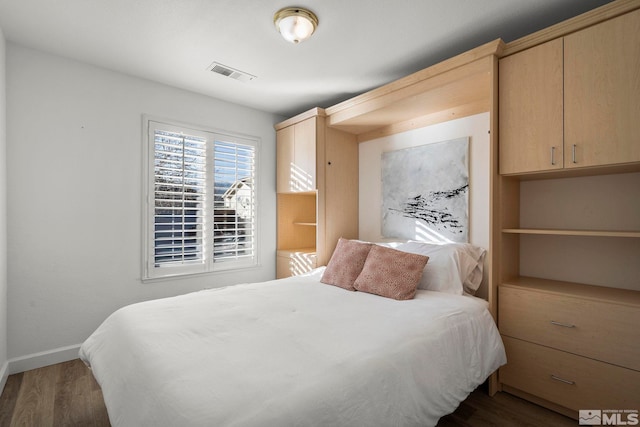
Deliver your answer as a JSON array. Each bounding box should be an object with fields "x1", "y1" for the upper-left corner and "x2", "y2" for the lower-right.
[{"x1": 0, "y1": 0, "x2": 612, "y2": 118}]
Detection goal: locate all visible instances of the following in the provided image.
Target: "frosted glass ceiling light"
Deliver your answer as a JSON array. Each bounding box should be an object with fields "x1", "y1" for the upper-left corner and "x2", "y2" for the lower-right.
[{"x1": 274, "y1": 7, "x2": 319, "y2": 44}]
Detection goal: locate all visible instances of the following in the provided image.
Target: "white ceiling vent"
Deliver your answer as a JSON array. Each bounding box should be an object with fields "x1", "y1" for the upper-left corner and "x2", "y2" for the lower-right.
[{"x1": 208, "y1": 62, "x2": 256, "y2": 82}]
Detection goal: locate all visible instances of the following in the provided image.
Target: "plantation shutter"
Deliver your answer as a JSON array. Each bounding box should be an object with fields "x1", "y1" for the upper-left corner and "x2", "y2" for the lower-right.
[
  {"x1": 153, "y1": 129, "x2": 207, "y2": 269},
  {"x1": 213, "y1": 139, "x2": 256, "y2": 265},
  {"x1": 145, "y1": 119, "x2": 259, "y2": 279}
]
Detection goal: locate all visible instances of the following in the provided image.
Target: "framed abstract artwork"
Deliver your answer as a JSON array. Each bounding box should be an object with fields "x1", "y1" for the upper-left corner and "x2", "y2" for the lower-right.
[{"x1": 381, "y1": 137, "x2": 469, "y2": 243}]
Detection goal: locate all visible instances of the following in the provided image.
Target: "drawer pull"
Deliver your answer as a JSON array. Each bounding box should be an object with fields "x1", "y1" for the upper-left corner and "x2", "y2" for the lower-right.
[
  {"x1": 551, "y1": 375, "x2": 576, "y2": 385},
  {"x1": 550, "y1": 320, "x2": 576, "y2": 328}
]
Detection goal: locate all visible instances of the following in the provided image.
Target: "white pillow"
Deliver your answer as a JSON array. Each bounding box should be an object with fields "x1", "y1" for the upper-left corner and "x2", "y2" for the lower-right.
[{"x1": 396, "y1": 241, "x2": 486, "y2": 295}]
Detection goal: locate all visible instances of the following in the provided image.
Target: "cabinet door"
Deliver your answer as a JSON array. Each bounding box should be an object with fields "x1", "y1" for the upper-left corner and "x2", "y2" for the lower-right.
[
  {"x1": 276, "y1": 118, "x2": 317, "y2": 192},
  {"x1": 276, "y1": 125, "x2": 295, "y2": 192},
  {"x1": 499, "y1": 38, "x2": 564, "y2": 174},
  {"x1": 319, "y1": 128, "x2": 359, "y2": 265},
  {"x1": 564, "y1": 9, "x2": 640, "y2": 168},
  {"x1": 293, "y1": 118, "x2": 317, "y2": 191}
]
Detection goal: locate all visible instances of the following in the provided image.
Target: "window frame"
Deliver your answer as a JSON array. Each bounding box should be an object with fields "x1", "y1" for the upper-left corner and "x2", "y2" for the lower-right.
[{"x1": 142, "y1": 115, "x2": 260, "y2": 281}]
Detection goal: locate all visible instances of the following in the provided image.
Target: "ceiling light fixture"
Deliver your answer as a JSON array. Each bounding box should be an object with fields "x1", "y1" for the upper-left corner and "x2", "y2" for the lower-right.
[{"x1": 273, "y1": 7, "x2": 319, "y2": 44}]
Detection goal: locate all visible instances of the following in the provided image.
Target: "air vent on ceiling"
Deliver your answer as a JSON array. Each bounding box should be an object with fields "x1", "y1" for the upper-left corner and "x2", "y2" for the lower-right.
[{"x1": 208, "y1": 62, "x2": 256, "y2": 82}]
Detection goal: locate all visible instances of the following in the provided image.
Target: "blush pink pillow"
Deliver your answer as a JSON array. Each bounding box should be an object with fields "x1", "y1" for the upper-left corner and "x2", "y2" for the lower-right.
[
  {"x1": 353, "y1": 245, "x2": 429, "y2": 300},
  {"x1": 320, "y1": 238, "x2": 373, "y2": 291}
]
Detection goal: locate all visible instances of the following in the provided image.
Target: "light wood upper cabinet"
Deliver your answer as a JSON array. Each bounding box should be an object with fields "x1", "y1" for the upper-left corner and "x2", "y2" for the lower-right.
[
  {"x1": 276, "y1": 125, "x2": 295, "y2": 192},
  {"x1": 499, "y1": 39, "x2": 564, "y2": 174},
  {"x1": 564, "y1": 8, "x2": 640, "y2": 168},
  {"x1": 500, "y1": 8, "x2": 640, "y2": 174},
  {"x1": 276, "y1": 117, "x2": 317, "y2": 192}
]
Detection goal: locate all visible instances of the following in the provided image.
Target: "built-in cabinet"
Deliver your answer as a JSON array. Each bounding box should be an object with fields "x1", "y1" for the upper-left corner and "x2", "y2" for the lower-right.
[
  {"x1": 500, "y1": 280, "x2": 640, "y2": 413},
  {"x1": 275, "y1": 38, "x2": 502, "y2": 388},
  {"x1": 499, "y1": 8, "x2": 640, "y2": 175},
  {"x1": 497, "y1": 4, "x2": 640, "y2": 419},
  {"x1": 499, "y1": 39, "x2": 563, "y2": 175},
  {"x1": 276, "y1": 116, "x2": 318, "y2": 192},
  {"x1": 564, "y1": 8, "x2": 640, "y2": 169},
  {"x1": 275, "y1": 108, "x2": 359, "y2": 278}
]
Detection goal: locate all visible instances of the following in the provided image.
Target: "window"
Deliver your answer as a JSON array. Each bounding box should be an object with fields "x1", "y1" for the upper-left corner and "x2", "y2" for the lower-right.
[{"x1": 143, "y1": 118, "x2": 258, "y2": 279}]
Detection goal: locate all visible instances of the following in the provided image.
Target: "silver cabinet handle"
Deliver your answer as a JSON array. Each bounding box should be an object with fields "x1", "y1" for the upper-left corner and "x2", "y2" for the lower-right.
[
  {"x1": 551, "y1": 146, "x2": 556, "y2": 165},
  {"x1": 572, "y1": 144, "x2": 577, "y2": 163},
  {"x1": 551, "y1": 375, "x2": 575, "y2": 385},
  {"x1": 551, "y1": 320, "x2": 576, "y2": 328}
]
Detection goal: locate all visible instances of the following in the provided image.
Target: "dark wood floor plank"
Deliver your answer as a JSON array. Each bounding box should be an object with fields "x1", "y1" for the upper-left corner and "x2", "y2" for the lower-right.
[
  {"x1": 10, "y1": 363, "x2": 60, "y2": 427},
  {"x1": 84, "y1": 361, "x2": 111, "y2": 427},
  {"x1": 438, "y1": 388, "x2": 575, "y2": 427},
  {"x1": 0, "y1": 372, "x2": 24, "y2": 426},
  {"x1": 89, "y1": 387, "x2": 111, "y2": 427},
  {"x1": 54, "y1": 359, "x2": 98, "y2": 427}
]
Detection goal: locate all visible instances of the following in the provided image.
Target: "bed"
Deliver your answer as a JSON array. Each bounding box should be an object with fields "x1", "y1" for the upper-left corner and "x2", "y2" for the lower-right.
[{"x1": 80, "y1": 239, "x2": 506, "y2": 427}]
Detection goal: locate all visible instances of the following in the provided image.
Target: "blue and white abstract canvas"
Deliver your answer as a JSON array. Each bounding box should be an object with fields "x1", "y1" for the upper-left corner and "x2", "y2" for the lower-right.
[{"x1": 381, "y1": 137, "x2": 469, "y2": 243}]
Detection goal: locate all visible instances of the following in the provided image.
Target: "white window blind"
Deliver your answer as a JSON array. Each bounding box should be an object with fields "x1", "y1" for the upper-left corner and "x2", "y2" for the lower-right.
[
  {"x1": 153, "y1": 130, "x2": 207, "y2": 267},
  {"x1": 213, "y1": 140, "x2": 256, "y2": 264},
  {"x1": 144, "y1": 119, "x2": 258, "y2": 279}
]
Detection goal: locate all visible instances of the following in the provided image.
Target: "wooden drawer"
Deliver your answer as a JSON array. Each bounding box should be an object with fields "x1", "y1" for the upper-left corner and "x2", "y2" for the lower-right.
[
  {"x1": 500, "y1": 336, "x2": 640, "y2": 411},
  {"x1": 499, "y1": 285, "x2": 640, "y2": 371},
  {"x1": 276, "y1": 250, "x2": 317, "y2": 279}
]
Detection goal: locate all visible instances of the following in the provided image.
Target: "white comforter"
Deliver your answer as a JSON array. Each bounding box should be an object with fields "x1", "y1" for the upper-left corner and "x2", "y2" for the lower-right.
[{"x1": 80, "y1": 268, "x2": 506, "y2": 427}]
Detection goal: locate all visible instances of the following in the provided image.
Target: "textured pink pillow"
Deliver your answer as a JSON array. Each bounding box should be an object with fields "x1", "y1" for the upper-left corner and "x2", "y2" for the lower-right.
[
  {"x1": 320, "y1": 238, "x2": 373, "y2": 291},
  {"x1": 353, "y1": 245, "x2": 429, "y2": 300}
]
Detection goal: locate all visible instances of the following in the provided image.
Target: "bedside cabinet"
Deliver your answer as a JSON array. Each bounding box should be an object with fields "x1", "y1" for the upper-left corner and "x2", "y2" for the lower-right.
[{"x1": 498, "y1": 279, "x2": 640, "y2": 417}]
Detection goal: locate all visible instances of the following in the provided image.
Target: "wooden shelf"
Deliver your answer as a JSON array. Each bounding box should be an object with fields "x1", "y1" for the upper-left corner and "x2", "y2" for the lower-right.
[
  {"x1": 502, "y1": 228, "x2": 640, "y2": 238},
  {"x1": 277, "y1": 248, "x2": 316, "y2": 256},
  {"x1": 277, "y1": 190, "x2": 317, "y2": 196}
]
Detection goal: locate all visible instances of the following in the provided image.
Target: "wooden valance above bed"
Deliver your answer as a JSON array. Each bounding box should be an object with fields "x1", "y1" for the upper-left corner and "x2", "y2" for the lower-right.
[{"x1": 325, "y1": 39, "x2": 504, "y2": 143}]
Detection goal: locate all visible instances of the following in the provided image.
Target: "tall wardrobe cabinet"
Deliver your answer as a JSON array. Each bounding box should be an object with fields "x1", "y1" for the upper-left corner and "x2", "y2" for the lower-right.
[
  {"x1": 275, "y1": 108, "x2": 359, "y2": 278},
  {"x1": 497, "y1": 4, "x2": 640, "y2": 419}
]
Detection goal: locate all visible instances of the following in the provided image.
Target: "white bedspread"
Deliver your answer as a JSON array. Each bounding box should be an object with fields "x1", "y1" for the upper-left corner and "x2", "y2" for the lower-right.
[{"x1": 80, "y1": 268, "x2": 506, "y2": 427}]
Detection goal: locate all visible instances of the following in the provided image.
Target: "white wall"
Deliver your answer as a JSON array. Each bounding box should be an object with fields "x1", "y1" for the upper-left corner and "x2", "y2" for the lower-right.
[
  {"x1": 359, "y1": 112, "x2": 491, "y2": 249},
  {"x1": 0, "y1": 25, "x2": 8, "y2": 388},
  {"x1": 6, "y1": 44, "x2": 282, "y2": 370}
]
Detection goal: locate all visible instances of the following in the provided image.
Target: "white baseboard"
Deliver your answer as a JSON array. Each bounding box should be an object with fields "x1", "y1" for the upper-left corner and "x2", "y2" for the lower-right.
[
  {"x1": 7, "y1": 344, "x2": 81, "y2": 375},
  {"x1": 0, "y1": 360, "x2": 8, "y2": 396}
]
